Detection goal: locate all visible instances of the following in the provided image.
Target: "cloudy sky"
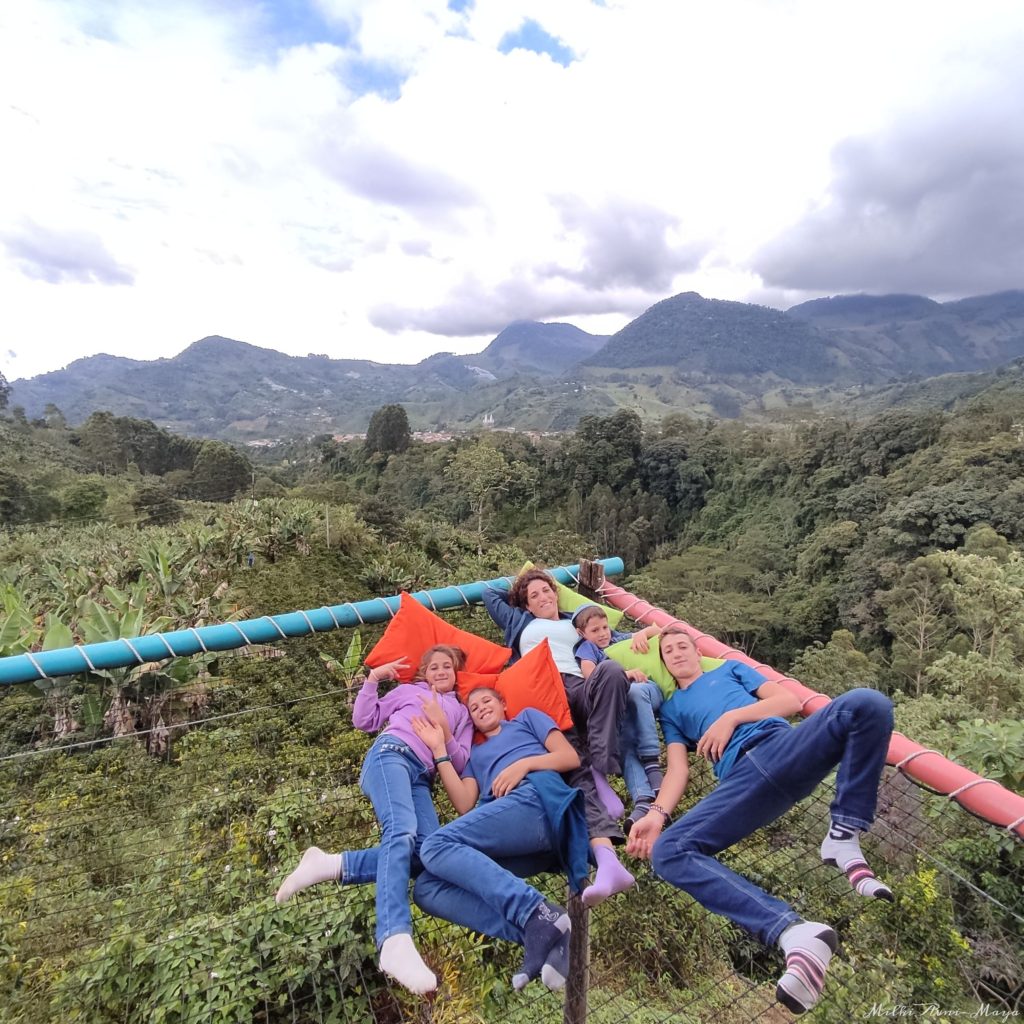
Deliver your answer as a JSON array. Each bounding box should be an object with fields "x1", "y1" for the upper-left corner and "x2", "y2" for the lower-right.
[{"x1": 2, "y1": 0, "x2": 1022, "y2": 381}]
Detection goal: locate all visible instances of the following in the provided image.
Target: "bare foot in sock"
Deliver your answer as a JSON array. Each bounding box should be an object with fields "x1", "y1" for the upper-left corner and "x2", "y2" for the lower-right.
[
  {"x1": 582, "y1": 848, "x2": 635, "y2": 908},
  {"x1": 777, "y1": 921, "x2": 838, "y2": 1014},
  {"x1": 379, "y1": 933, "x2": 437, "y2": 994},
  {"x1": 275, "y1": 847, "x2": 342, "y2": 904},
  {"x1": 512, "y1": 901, "x2": 570, "y2": 991},
  {"x1": 821, "y1": 824, "x2": 893, "y2": 902}
]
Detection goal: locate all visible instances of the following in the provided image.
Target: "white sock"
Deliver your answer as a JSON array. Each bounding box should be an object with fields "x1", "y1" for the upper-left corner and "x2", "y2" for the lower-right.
[
  {"x1": 379, "y1": 933, "x2": 437, "y2": 994},
  {"x1": 275, "y1": 847, "x2": 343, "y2": 904},
  {"x1": 821, "y1": 823, "x2": 893, "y2": 901},
  {"x1": 777, "y1": 921, "x2": 838, "y2": 1014}
]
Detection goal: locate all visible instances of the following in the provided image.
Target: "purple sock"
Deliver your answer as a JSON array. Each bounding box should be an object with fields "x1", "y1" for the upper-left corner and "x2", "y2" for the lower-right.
[
  {"x1": 591, "y1": 768, "x2": 624, "y2": 819},
  {"x1": 582, "y1": 846, "x2": 634, "y2": 908}
]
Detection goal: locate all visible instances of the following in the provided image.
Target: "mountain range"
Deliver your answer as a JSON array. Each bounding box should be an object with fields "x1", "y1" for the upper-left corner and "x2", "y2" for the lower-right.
[{"x1": 10, "y1": 289, "x2": 1024, "y2": 439}]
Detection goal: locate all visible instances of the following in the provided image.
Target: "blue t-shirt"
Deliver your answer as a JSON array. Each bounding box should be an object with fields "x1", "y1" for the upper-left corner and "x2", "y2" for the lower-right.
[
  {"x1": 467, "y1": 707, "x2": 559, "y2": 799},
  {"x1": 659, "y1": 660, "x2": 791, "y2": 780},
  {"x1": 573, "y1": 629, "x2": 633, "y2": 669}
]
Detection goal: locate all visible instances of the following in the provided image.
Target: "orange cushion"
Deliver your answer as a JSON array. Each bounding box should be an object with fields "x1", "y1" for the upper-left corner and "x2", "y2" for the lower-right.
[
  {"x1": 458, "y1": 639, "x2": 573, "y2": 733},
  {"x1": 365, "y1": 591, "x2": 511, "y2": 682}
]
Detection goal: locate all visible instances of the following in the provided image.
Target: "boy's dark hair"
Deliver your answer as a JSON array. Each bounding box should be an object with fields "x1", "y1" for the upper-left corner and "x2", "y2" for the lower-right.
[
  {"x1": 416, "y1": 644, "x2": 466, "y2": 680},
  {"x1": 574, "y1": 605, "x2": 609, "y2": 631},
  {"x1": 508, "y1": 568, "x2": 558, "y2": 610}
]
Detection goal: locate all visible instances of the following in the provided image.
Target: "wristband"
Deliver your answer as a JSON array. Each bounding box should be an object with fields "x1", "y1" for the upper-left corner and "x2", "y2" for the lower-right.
[
  {"x1": 433, "y1": 755, "x2": 452, "y2": 767},
  {"x1": 650, "y1": 804, "x2": 671, "y2": 823}
]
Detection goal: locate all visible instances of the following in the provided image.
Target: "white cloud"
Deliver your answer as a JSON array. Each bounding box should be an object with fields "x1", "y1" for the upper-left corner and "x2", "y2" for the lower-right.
[{"x1": 1, "y1": 0, "x2": 1023, "y2": 380}]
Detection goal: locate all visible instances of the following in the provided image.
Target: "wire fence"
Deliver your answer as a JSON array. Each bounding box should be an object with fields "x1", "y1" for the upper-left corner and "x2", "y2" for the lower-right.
[{"x1": 2, "y1": 654, "x2": 1020, "y2": 1024}]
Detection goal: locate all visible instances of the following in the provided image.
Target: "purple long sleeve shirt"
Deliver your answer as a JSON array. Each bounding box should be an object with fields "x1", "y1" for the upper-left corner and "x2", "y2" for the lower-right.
[{"x1": 352, "y1": 678, "x2": 472, "y2": 773}]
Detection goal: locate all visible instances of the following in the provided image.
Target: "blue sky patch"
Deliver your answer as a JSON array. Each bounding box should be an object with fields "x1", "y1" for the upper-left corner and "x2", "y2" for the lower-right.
[
  {"x1": 244, "y1": 0, "x2": 353, "y2": 50},
  {"x1": 498, "y1": 19, "x2": 576, "y2": 67},
  {"x1": 340, "y1": 56, "x2": 408, "y2": 101},
  {"x1": 447, "y1": 0, "x2": 474, "y2": 12}
]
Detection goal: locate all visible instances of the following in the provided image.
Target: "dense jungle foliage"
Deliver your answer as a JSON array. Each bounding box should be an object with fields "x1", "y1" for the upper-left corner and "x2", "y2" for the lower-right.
[{"x1": 0, "y1": 394, "x2": 1022, "y2": 1022}]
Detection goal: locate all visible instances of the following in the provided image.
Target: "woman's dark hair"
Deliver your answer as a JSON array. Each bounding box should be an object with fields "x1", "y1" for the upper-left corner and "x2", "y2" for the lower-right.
[{"x1": 508, "y1": 568, "x2": 558, "y2": 610}]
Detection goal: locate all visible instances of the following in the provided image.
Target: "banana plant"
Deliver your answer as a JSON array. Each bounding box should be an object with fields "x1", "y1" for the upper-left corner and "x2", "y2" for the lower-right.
[
  {"x1": 137, "y1": 540, "x2": 199, "y2": 616},
  {"x1": 0, "y1": 582, "x2": 37, "y2": 657},
  {"x1": 318, "y1": 631, "x2": 363, "y2": 710}
]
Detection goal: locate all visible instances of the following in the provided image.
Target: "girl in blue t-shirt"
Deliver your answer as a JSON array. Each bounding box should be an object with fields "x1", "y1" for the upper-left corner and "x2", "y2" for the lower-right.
[
  {"x1": 627, "y1": 625, "x2": 894, "y2": 1016},
  {"x1": 411, "y1": 687, "x2": 591, "y2": 992}
]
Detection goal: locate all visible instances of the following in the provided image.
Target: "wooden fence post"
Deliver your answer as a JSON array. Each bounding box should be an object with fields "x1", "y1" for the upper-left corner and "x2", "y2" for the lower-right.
[{"x1": 563, "y1": 558, "x2": 605, "y2": 1024}]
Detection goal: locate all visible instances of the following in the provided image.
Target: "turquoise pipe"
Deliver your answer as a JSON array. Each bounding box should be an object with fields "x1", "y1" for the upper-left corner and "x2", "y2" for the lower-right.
[{"x1": 0, "y1": 558, "x2": 624, "y2": 687}]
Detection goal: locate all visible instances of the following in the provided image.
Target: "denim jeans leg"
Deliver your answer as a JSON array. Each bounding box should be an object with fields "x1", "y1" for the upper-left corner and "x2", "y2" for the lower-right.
[
  {"x1": 620, "y1": 712, "x2": 651, "y2": 805},
  {"x1": 651, "y1": 755, "x2": 801, "y2": 945},
  {"x1": 413, "y1": 872, "x2": 524, "y2": 944},
  {"x1": 752, "y1": 689, "x2": 894, "y2": 831},
  {"x1": 418, "y1": 786, "x2": 555, "y2": 932},
  {"x1": 342, "y1": 847, "x2": 378, "y2": 885},
  {"x1": 359, "y1": 736, "x2": 439, "y2": 947},
  {"x1": 633, "y1": 682, "x2": 664, "y2": 759}
]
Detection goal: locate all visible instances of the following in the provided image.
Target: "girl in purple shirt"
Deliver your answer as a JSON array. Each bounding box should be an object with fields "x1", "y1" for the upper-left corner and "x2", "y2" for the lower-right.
[{"x1": 276, "y1": 644, "x2": 472, "y2": 994}]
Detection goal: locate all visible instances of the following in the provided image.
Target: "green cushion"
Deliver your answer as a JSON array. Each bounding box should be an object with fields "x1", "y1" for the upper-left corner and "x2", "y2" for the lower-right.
[
  {"x1": 519, "y1": 561, "x2": 625, "y2": 628},
  {"x1": 605, "y1": 637, "x2": 725, "y2": 701}
]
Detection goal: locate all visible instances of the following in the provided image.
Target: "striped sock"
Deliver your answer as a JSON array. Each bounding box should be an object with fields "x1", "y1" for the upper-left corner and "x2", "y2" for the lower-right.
[
  {"x1": 777, "y1": 921, "x2": 838, "y2": 1014},
  {"x1": 820, "y1": 822, "x2": 893, "y2": 902}
]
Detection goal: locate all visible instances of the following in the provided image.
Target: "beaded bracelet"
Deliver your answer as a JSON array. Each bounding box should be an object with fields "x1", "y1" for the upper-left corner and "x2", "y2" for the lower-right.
[{"x1": 650, "y1": 804, "x2": 671, "y2": 822}]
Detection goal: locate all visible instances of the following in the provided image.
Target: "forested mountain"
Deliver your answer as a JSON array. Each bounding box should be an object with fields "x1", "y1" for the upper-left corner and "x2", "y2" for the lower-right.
[
  {"x1": 583, "y1": 292, "x2": 857, "y2": 381},
  {"x1": 788, "y1": 289, "x2": 1024, "y2": 376},
  {"x1": 470, "y1": 320, "x2": 609, "y2": 375},
  {"x1": 9, "y1": 289, "x2": 1024, "y2": 440}
]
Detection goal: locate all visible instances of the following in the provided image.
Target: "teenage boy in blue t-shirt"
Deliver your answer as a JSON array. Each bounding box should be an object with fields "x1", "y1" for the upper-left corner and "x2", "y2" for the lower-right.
[{"x1": 627, "y1": 625, "x2": 894, "y2": 1016}]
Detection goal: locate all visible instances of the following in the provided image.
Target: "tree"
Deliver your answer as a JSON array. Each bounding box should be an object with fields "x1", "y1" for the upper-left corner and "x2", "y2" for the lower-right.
[
  {"x1": 43, "y1": 403, "x2": 66, "y2": 430},
  {"x1": 789, "y1": 630, "x2": 880, "y2": 697},
  {"x1": 0, "y1": 369, "x2": 9, "y2": 411},
  {"x1": 131, "y1": 482, "x2": 183, "y2": 525},
  {"x1": 365, "y1": 404, "x2": 411, "y2": 455},
  {"x1": 190, "y1": 441, "x2": 252, "y2": 502},
  {"x1": 444, "y1": 442, "x2": 520, "y2": 552},
  {"x1": 60, "y1": 480, "x2": 108, "y2": 522},
  {"x1": 879, "y1": 556, "x2": 953, "y2": 696}
]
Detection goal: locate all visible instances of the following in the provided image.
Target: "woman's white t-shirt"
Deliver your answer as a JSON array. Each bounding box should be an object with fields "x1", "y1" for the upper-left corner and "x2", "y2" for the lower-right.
[{"x1": 519, "y1": 616, "x2": 580, "y2": 676}]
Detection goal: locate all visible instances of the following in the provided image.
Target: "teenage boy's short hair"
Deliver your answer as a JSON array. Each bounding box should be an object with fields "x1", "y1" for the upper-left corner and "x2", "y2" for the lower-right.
[{"x1": 573, "y1": 605, "x2": 609, "y2": 631}]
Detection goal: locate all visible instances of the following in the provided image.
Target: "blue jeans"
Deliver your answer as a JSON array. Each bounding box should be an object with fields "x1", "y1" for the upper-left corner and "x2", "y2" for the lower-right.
[
  {"x1": 651, "y1": 688, "x2": 893, "y2": 945},
  {"x1": 416, "y1": 785, "x2": 558, "y2": 941},
  {"x1": 356, "y1": 734, "x2": 439, "y2": 947},
  {"x1": 621, "y1": 680, "x2": 663, "y2": 804}
]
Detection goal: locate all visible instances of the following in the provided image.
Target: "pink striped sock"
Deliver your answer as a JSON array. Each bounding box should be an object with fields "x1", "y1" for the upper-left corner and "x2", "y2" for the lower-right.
[{"x1": 777, "y1": 922, "x2": 838, "y2": 1014}]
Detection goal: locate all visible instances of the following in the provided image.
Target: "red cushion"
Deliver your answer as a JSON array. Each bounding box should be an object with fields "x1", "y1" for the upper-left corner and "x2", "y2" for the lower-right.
[
  {"x1": 365, "y1": 591, "x2": 511, "y2": 682},
  {"x1": 457, "y1": 640, "x2": 573, "y2": 732}
]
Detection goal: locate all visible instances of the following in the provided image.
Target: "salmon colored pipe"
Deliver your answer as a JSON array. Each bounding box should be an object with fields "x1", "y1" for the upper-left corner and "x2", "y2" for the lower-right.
[{"x1": 596, "y1": 580, "x2": 1024, "y2": 841}]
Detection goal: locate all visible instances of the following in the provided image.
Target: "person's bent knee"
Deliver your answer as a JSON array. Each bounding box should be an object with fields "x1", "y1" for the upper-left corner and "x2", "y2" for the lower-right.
[
  {"x1": 411, "y1": 873, "x2": 442, "y2": 914},
  {"x1": 650, "y1": 830, "x2": 697, "y2": 880},
  {"x1": 844, "y1": 688, "x2": 893, "y2": 725}
]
